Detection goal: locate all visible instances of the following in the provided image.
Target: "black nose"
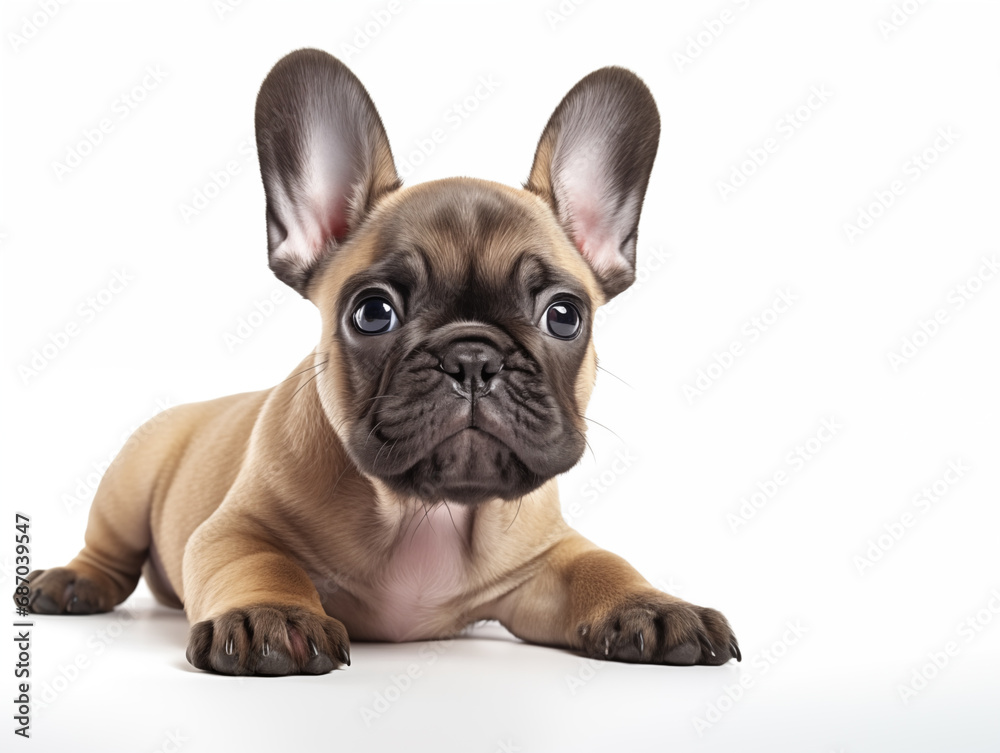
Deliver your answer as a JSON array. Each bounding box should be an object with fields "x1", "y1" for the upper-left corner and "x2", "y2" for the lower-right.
[{"x1": 439, "y1": 340, "x2": 504, "y2": 396}]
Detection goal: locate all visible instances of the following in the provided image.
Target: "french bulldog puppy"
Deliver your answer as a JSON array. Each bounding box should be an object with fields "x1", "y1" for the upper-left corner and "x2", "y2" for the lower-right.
[{"x1": 16, "y1": 49, "x2": 739, "y2": 675}]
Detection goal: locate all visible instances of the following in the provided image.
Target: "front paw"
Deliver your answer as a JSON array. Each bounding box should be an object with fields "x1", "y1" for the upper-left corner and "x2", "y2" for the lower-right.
[
  {"x1": 576, "y1": 593, "x2": 740, "y2": 666},
  {"x1": 186, "y1": 604, "x2": 350, "y2": 676},
  {"x1": 16, "y1": 568, "x2": 112, "y2": 615}
]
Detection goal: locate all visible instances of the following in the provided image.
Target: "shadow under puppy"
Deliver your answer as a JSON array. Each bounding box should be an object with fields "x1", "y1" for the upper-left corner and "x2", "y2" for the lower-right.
[{"x1": 17, "y1": 49, "x2": 740, "y2": 675}]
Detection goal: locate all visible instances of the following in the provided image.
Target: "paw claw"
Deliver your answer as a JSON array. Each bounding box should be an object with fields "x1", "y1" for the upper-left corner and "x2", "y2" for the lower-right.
[
  {"x1": 579, "y1": 595, "x2": 738, "y2": 666},
  {"x1": 697, "y1": 630, "x2": 716, "y2": 659},
  {"x1": 186, "y1": 605, "x2": 349, "y2": 677},
  {"x1": 16, "y1": 568, "x2": 109, "y2": 616}
]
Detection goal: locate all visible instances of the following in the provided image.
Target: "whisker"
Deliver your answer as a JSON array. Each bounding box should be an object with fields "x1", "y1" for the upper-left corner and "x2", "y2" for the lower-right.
[
  {"x1": 578, "y1": 414, "x2": 624, "y2": 444},
  {"x1": 384, "y1": 439, "x2": 399, "y2": 461},
  {"x1": 291, "y1": 364, "x2": 327, "y2": 399},
  {"x1": 505, "y1": 495, "x2": 524, "y2": 532},
  {"x1": 442, "y1": 500, "x2": 463, "y2": 542},
  {"x1": 369, "y1": 382, "x2": 440, "y2": 411},
  {"x1": 281, "y1": 358, "x2": 329, "y2": 385},
  {"x1": 357, "y1": 393, "x2": 399, "y2": 406},
  {"x1": 573, "y1": 427, "x2": 597, "y2": 463},
  {"x1": 364, "y1": 421, "x2": 384, "y2": 448},
  {"x1": 328, "y1": 463, "x2": 352, "y2": 500},
  {"x1": 596, "y1": 364, "x2": 632, "y2": 389},
  {"x1": 373, "y1": 439, "x2": 390, "y2": 469},
  {"x1": 410, "y1": 500, "x2": 436, "y2": 542}
]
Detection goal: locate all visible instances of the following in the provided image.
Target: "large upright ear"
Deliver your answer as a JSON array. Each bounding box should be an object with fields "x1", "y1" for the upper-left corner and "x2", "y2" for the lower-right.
[
  {"x1": 255, "y1": 49, "x2": 400, "y2": 296},
  {"x1": 525, "y1": 67, "x2": 659, "y2": 300}
]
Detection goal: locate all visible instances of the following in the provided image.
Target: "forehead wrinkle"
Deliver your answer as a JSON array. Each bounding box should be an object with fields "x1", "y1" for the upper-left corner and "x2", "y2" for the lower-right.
[
  {"x1": 464, "y1": 198, "x2": 552, "y2": 292},
  {"x1": 477, "y1": 224, "x2": 545, "y2": 288},
  {"x1": 372, "y1": 248, "x2": 428, "y2": 290},
  {"x1": 417, "y1": 197, "x2": 537, "y2": 292},
  {"x1": 373, "y1": 176, "x2": 604, "y2": 303}
]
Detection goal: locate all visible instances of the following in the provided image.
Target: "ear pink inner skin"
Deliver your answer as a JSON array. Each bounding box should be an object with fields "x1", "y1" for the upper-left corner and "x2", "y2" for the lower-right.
[
  {"x1": 273, "y1": 127, "x2": 357, "y2": 270},
  {"x1": 308, "y1": 129, "x2": 351, "y2": 245},
  {"x1": 275, "y1": 183, "x2": 349, "y2": 270},
  {"x1": 314, "y1": 191, "x2": 349, "y2": 244},
  {"x1": 554, "y1": 139, "x2": 631, "y2": 278},
  {"x1": 571, "y1": 203, "x2": 622, "y2": 276}
]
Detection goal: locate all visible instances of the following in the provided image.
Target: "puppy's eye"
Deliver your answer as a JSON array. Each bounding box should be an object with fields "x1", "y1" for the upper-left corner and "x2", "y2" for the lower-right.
[
  {"x1": 353, "y1": 297, "x2": 400, "y2": 335},
  {"x1": 544, "y1": 301, "x2": 581, "y2": 340}
]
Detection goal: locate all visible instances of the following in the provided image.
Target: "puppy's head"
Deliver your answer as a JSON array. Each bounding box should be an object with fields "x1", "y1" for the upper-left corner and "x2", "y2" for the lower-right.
[{"x1": 255, "y1": 49, "x2": 659, "y2": 504}]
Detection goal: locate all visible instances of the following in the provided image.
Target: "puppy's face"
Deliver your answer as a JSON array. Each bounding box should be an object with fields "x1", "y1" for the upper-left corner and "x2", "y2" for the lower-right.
[
  {"x1": 318, "y1": 180, "x2": 599, "y2": 504},
  {"x1": 254, "y1": 50, "x2": 659, "y2": 504}
]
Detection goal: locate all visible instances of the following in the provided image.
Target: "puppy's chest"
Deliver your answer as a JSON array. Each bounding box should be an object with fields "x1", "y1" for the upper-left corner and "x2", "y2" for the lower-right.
[{"x1": 328, "y1": 505, "x2": 473, "y2": 641}]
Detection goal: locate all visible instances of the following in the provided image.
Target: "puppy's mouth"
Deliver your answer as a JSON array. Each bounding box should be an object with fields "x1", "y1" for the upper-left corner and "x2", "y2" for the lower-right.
[
  {"x1": 353, "y1": 406, "x2": 554, "y2": 505},
  {"x1": 381, "y1": 426, "x2": 541, "y2": 505},
  {"x1": 346, "y1": 357, "x2": 582, "y2": 505}
]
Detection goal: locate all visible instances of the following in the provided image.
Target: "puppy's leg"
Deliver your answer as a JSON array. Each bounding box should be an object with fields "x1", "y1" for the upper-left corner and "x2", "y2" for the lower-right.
[
  {"x1": 493, "y1": 532, "x2": 740, "y2": 665},
  {"x1": 182, "y1": 515, "x2": 349, "y2": 676},
  {"x1": 19, "y1": 456, "x2": 151, "y2": 615}
]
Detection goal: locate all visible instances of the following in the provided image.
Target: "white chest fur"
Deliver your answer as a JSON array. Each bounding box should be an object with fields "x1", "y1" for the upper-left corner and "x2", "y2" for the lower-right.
[{"x1": 371, "y1": 503, "x2": 472, "y2": 642}]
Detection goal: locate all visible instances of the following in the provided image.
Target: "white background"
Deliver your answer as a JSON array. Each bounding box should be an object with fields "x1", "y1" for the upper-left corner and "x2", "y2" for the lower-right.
[{"x1": 2, "y1": 1, "x2": 999, "y2": 751}]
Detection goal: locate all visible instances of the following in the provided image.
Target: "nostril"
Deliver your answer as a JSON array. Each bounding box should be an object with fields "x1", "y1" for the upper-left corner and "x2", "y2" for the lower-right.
[
  {"x1": 481, "y1": 361, "x2": 503, "y2": 382},
  {"x1": 437, "y1": 340, "x2": 504, "y2": 391},
  {"x1": 438, "y1": 357, "x2": 465, "y2": 382}
]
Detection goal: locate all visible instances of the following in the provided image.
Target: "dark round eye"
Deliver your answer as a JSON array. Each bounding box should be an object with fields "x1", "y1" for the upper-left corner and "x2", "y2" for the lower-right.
[
  {"x1": 544, "y1": 301, "x2": 581, "y2": 339},
  {"x1": 353, "y1": 297, "x2": 400, "y2": 335}
]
